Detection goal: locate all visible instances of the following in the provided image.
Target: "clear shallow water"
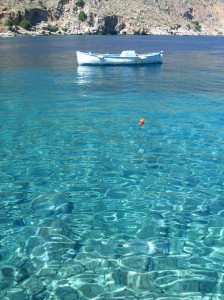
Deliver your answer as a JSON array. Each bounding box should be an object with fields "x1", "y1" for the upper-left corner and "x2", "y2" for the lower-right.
[{"x1": 0, "y1": 35, "x2": 224, "y2": 299}]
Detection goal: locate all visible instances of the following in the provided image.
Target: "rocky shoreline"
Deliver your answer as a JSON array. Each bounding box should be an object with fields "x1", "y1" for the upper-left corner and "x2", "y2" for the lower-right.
[{"x1": 0, "y1": 23, "x2": 222, "y2": 38}]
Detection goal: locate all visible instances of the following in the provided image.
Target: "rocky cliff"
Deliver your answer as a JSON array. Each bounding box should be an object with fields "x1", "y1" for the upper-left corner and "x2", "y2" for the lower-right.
[{"x1": 1, "y1": 0, "x2": 224, "y2": 37}]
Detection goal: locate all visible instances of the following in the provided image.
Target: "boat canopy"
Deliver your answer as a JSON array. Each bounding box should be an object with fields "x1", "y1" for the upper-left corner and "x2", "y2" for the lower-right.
[{"x1": 120, "y1": 50, "x2": 137, "y2": 57}]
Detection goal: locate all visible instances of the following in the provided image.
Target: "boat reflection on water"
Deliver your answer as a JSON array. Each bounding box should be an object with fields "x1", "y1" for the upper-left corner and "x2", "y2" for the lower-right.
[
  {"x1": 77, "y1": 64, "x2": 163, "y2": 94},
  {"x1": 77, "y1": 66, "x2": 94, "y2": 86}
]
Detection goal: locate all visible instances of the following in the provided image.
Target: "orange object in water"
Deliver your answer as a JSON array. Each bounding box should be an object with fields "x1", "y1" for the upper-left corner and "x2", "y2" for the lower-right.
[{"x1": 139, "y1": 118, "x2": 145, "y2": 126}]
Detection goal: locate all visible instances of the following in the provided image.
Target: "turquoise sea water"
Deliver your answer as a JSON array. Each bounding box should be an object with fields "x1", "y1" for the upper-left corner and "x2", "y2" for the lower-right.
[{"x1": 0, "y1": 35, "x2": 224, "y2": 299}]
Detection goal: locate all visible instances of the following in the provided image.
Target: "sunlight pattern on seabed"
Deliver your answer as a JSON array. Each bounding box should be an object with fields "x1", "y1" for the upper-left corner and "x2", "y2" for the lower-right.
[{"x1": 0, "y1": 35, "x2": 224, "y2": 299}]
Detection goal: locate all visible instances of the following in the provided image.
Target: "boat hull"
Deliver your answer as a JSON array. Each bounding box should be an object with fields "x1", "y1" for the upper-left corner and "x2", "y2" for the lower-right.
[{"x1": 76, "y1": 51, "x2": 163, "y2": 66}]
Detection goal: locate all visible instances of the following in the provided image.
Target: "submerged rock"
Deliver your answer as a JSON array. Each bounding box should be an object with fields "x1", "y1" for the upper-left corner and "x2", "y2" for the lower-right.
[
  {"x1": 55, "y1": 286, "x2": 79, "y2": 300},
  {"x1": 1, "y1": 266, "x2": 15, "y2": 279},
  {"x1": 21, "y1": 277, "x2": 44, "y2": 295},
  {"x1": 5, "y1": 287, "x2": 28, "y2": 300},
  {"x1": 79, "y1": 283, "x2": 104, "y2": 299}
]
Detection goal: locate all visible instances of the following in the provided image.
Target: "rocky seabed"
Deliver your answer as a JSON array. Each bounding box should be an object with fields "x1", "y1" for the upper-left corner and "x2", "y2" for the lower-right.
[{"x1": 1, "y1": 191, "x2": 224, "y2": 299}]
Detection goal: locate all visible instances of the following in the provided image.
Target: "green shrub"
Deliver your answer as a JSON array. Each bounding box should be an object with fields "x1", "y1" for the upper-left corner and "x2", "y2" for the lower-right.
[
  {"x1": 3, "y1": 19, "x2": 13, "y2": 26},
  {"x1": 193, "y1": 21, "x2": 201, "y2": 31},
  {"x1": 38, "y1": 0, "x2": 46, "y2": 8},
  {"x1": 48, "y1": 24, "x2": 58, "y2": 32},
  {"x1": 78, "y1": 10, "x2": 87, "y2": 22},
  {"x1": 19, "y1": 20, "x2": 31, "y2": 30},
  {"x1": 76, "y1": 0, "x2": 85, "y2": 7}
]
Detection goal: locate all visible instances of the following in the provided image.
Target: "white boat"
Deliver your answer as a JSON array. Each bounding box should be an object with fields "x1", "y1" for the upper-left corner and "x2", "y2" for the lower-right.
[{"x1": 76, "y1": 50, "x2": 163, "y2": 66}]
